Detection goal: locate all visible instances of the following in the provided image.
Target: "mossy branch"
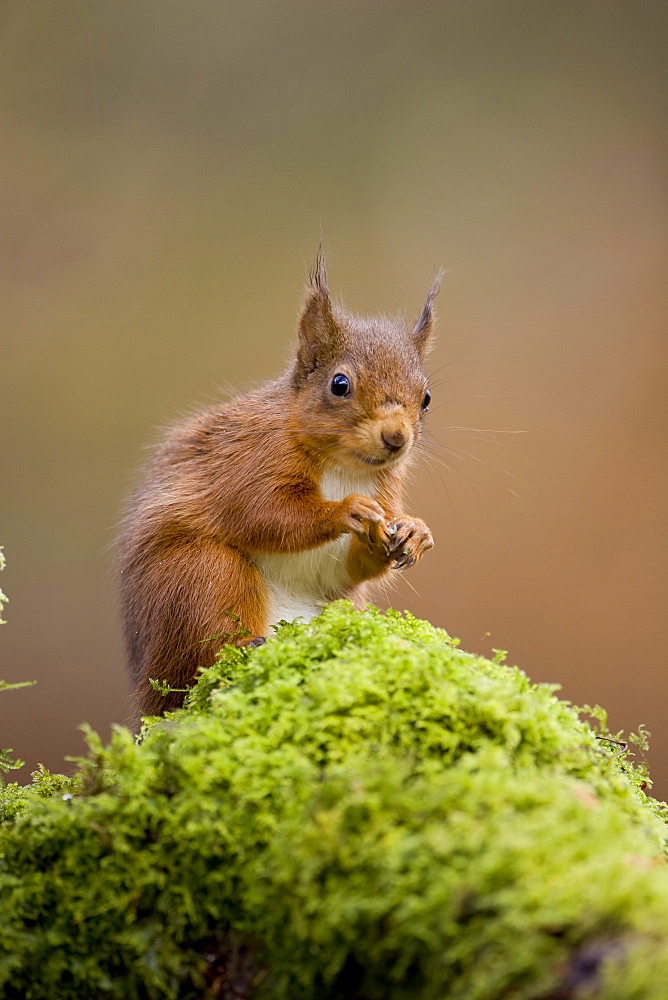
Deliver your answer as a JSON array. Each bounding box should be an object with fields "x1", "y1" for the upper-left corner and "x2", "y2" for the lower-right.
[{"x1": 0, "y1": 602, "x2": 667, "y2": 999}]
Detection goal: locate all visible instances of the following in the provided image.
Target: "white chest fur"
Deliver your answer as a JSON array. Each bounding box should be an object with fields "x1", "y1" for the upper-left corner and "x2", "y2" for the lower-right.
[{"x1": 254, "y1": 468, "x2": 378, "y2": 627}]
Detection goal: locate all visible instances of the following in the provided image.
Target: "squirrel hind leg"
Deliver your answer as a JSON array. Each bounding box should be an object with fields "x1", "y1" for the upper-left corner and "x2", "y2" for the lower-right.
[{"x1": 128, "y1": 538, "x2": 269, "y2": 720}]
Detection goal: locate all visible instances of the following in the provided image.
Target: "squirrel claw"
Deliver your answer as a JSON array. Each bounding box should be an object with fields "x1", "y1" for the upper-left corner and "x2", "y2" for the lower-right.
[
  {"x1": 383, "y1": 519, "x2": 414, "y2": 557},
  {"x1": 381, "y1": 515, "x2": 433, "y2": 569}
]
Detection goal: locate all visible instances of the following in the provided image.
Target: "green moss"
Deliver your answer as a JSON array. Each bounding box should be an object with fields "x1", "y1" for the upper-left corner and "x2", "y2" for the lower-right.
[{"x1": 1, "y1": 602, "x2": 667, "y2": 998}]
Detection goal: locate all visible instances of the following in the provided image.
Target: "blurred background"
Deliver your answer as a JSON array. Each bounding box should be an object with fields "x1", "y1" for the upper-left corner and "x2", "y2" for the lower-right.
[{"x1": 1, "y1": 1, "x2": 667, "y2": 794}]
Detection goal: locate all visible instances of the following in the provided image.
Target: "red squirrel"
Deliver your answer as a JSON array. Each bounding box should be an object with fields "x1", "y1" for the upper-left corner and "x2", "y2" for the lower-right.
[{"x1": 118, "y1": 253, "x2": 439, "y2": 718}]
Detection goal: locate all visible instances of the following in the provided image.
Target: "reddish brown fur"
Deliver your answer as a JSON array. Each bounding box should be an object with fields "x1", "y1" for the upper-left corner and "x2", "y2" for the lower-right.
[{"x1": 118, "y1": 254, "x2": 440, "y2": 722}]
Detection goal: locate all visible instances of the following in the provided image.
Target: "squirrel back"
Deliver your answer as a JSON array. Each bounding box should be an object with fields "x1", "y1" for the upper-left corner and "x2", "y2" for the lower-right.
[{"x1": 118, "y1": 253, "x2": 440, "y2": 719}]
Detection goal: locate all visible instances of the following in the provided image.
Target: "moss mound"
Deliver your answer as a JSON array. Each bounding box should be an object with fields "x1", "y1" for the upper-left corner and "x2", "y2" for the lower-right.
[{"x1": 1, "y1": 602, "x2": 667, "y2": 999}]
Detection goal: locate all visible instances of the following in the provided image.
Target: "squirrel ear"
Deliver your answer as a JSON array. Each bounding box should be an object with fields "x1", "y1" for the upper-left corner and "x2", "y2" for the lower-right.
[
  {"x1": 412, "y1": 270, "x2": 444, "y2": 355},
  {"x1": 297, "y1": 249, "x2": 335, "y2": 370}
]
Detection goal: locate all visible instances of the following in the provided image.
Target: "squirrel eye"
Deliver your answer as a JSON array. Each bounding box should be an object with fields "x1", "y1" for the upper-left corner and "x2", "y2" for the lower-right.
[
  {"x1": 330, "y1": 373, "x2": 351, "y2": 397},
  {"x1": 421, "y1": 389, "x2": 431, "y2": 412}
]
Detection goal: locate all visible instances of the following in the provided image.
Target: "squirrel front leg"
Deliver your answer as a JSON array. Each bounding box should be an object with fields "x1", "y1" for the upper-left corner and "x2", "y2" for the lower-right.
[
  {"x1": 346, "y1": 515, "x2": 434, "y2": 585},
  {"x1": 344, "y1": 469, "x2": 434, "y2": 585},
  {"x1": 224, "y1": 487, "x2": 385, "y2": 555},
  {"x1": 382, "y1": 515, "x2": 434, "y2": 570}
]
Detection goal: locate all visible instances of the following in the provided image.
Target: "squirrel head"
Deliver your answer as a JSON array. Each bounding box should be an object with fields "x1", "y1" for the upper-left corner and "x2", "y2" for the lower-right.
[{"x1": 291, "y1": 252, "x2": 442, "y2": 473}]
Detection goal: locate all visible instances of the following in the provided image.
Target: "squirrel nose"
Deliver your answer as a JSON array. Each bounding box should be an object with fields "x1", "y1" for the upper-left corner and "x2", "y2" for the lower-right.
[{"x1": 381, "y1": 428, "x2": 407, "y2": 453}]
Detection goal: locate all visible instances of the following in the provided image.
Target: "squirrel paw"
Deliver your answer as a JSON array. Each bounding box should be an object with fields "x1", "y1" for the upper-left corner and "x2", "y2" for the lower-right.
[
  {"x1": 380, "y1": 516, "x2": 434, "y2": 570},
  {"x1": 339, "y1": 494, "x2": 385, "y2": 540},
  {"x1": 238, "y1": 636, "x2": 267, "y2": 649}
]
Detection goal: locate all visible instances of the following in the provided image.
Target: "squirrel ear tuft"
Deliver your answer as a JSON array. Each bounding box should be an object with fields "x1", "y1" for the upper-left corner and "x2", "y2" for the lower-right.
[
  {"x1": 412, "y1": 269, "x2": 444, "y2": 355},
  {"x1": 308, "y1": 245, "x2": 329, "y2": 300},
  {"x1": 297, "y1": 249, "x2": 335, "y2": 371}
]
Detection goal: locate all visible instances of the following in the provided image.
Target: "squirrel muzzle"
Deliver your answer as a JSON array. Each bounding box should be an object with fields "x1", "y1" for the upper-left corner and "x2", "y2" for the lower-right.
[{"x1": 345, "y1": 406, "x2": 415, "y2": 468}]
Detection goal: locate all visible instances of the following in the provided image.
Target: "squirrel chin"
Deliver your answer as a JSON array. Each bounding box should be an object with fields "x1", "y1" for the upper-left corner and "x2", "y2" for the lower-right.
[{"x1": 346, "y1": 450, "x2": 403, "y2": 471}]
